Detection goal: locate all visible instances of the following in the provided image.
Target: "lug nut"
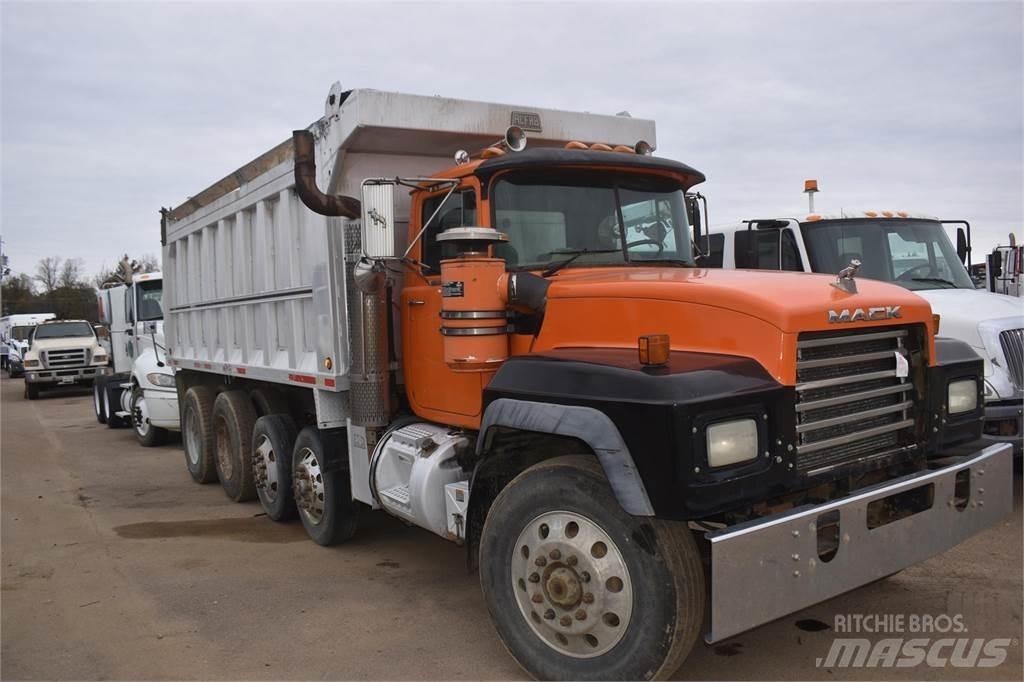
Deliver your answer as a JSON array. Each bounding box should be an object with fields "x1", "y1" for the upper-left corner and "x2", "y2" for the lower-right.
[
  {"x1": 575, "y1": 609, "x2": 587, "y2": 621},
  {"x1": 531, "y1": 593, "x2": 544, "y2": 604},
  {"x1": 549, "y1": 549, "x2": 561, "y2": 560},
  {"x1": 535, "y1": 557, "x2": 547, "y2": 567},
  {"x1": 582, "y1": 592, "x2": 594, "y2": 604},
  {"x1": 581, "y1": 571, "x2": 591, "y2": 582},
  {"x1": 544, "y1": 609, "x2": 555, "y2": 620},
  {"x1": 528, "y1": 572, "x2": 540, "y2": 583},
  {"x1": 560, "y1": 616, "x2": 572, "y2": 627},
  {"x1": 566, "y1": 555, "x2": 578, "y2": 567}
]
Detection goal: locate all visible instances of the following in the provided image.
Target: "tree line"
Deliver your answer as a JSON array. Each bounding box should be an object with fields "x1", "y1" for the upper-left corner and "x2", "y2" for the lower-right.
[{"x1": 0, "y1": 254, "x2": 159, "y2": 320}]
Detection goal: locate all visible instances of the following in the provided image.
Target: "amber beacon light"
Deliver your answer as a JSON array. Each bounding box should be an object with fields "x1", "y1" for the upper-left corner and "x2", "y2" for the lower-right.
[{"x1": 638, "y1": 334, "x2": 671, "y2": 366}]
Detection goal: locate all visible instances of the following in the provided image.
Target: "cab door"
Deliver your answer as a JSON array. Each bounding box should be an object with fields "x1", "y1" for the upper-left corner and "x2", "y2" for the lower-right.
[{"x1": 401, "y1": 186, "x2": 486, "y2": 426}]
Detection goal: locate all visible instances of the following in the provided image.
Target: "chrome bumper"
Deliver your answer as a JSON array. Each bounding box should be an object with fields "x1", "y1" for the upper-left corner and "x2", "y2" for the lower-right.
[
  {"x1": 706, "y1": 443, "x2": 1014, "y2": 643},
  {"x1": 25, "y1": 366, "x2": 111, "y2": 384}
]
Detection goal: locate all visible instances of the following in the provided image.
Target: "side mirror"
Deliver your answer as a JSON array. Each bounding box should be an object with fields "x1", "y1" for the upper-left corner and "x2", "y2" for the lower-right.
[
  {"x1": 988, "y1": 252, "x2": 1002, "y2": 278},
  {"x1": 956, "y1": 228, "x2": 968, "y2": 264},
  {"x1": 360, "y1": 181, "x2": 396, "y2": 259}
]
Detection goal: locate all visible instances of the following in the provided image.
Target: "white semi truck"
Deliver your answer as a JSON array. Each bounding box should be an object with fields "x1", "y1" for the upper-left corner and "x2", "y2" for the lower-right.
[
  {"x1": 162, "y1": 86, "x2": 1012, "y2": 680},
  {"x1": 94, "y1": 272, "x2": 178, "y2": 445},
  {"x1": 706, "y1": 188, "x2": 1023, "y2": 456},
  {"x1": 1, "y1": 313, "x2": 55, "y2": 376}
]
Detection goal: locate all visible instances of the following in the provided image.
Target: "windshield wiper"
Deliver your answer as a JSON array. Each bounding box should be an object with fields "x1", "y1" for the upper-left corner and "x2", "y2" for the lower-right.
[
  {"x1": 541, "y1": 249, "x2": 622, "y2": 277},
  {"x1": 629, "y1": 258, "x2": 688, "y2": 268},
  {"x1": 910, "y1": 277, "x2": 959, "y2": 288}
]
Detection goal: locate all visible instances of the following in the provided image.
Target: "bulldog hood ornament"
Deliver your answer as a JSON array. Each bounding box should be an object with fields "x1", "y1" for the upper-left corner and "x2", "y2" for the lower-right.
[{"x1": 831, "y1": 259, "x2": 861, "y2": 294}]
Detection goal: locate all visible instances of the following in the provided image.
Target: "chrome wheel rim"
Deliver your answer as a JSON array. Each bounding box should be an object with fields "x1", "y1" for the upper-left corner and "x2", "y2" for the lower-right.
[
  {"x1": 293, "y1": 447, "x2": 324, "y2": 525},
  {"x1": 184, "y1": 407, "x2": 201, "y2": 466},
  {"x1": 93, "y1": 385, "x2": 102, "y2": 417},
  {"x1": 512, "y1": 511, "x2": 633, "y2": 658},
  {"x1": 253, "y1": 434, "x2": 279, "y2": 502},
  {"x1": 132, "y1": 391, "x2": 150, "y2": 437}
]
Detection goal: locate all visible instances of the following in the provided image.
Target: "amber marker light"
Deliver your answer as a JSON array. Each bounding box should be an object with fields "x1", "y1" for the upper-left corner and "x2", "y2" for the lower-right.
[
  {"x1": 932, "y1": 314, "x2": 941, "y2": 336},
  {"x1": 639, "y1": 334, "x2": 670, "y2": 366}
]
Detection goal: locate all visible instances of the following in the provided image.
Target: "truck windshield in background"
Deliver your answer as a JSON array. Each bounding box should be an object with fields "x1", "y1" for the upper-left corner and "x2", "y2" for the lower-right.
[
  {"x1": 33, "y1": 322, "x2": 94, "y2": 339},
  {"x1": 137, "y1": 280, "x2": 164, "y2": 321},
  {"x1": 801, "y1": 218, "x2": 975, "y2": 291},
  {"x1": 11, "y1": 326, "x2": 33, "y2": 341},
  {"x1": 492, "y1": 170, "x2": 694, "y2": 270}
]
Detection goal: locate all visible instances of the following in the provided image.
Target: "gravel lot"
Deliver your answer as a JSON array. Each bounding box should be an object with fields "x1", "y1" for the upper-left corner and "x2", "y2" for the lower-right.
[{"x1": 2, "y1": 375, "x2": 1021, "y2": 680}]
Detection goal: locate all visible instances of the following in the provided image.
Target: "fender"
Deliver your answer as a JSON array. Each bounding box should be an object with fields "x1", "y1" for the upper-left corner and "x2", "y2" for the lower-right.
[
  {"x1": 927, "y1": 337, "x2": 985, "y2": 450},
  {"x1": 477, "y1": 398, "x2": 654, "y2": 516}
]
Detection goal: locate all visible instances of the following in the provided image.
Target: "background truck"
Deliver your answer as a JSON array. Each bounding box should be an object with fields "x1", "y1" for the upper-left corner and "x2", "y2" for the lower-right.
[
  {"x1": 1, "y1": 313, "x2": 55, "y2": 376},
  {"x1": 20, "y1": 319, "x2": 111, "y2": 399},
  {"x1": 705, "y1": 184, "x2": 1023, "y2": 456},
  {"x1": 162, "y1": 86, "x2": 1012, "y2": 680},
  {"x1": 986, "y1": 235, "x2": 1023, "y2": 297},
  {"x1": 94, "y1": 271, "x2": 178, "y2": 445}
]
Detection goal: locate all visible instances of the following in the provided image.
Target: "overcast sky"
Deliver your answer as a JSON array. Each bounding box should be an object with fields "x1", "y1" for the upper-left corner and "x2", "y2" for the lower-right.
[{"x1": 2, "y1": 1, "x2": 1021, "y2": 281}]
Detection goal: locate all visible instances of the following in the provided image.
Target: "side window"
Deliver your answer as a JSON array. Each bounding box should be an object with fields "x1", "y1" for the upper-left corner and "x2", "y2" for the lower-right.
[
  {"x1": 754, "y1": 231, "x2": 780, "y2": 269},
  {"x1": 697, "y1": 233, "x2": 725, "y2": 267},
  {"x1": 781, "y1": 229, "x2": 803, "y2": 271},
  {"x1": 420, "y1": 189, "x2": 477, "y2": 274},
  {"x1": 124, "y1": 287, "x2": 134, "y2": 324}
]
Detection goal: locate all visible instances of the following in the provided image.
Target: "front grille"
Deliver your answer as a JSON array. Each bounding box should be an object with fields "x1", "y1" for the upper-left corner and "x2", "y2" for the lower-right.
[
  {"x1": 999, "y1": 329, "x2": 1023, "y2": 390},
  {"x1": 795, "y1": 328, "x2": 919, "y2": 474},
  {"x1": 43, "y1": 348, "x2": 88, "y2": 369}
]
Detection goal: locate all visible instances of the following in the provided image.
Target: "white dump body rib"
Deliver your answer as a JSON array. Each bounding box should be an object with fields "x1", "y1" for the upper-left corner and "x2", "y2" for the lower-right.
[{"x1": 162, "y1": 86, "x2": 656, "y2": 391}]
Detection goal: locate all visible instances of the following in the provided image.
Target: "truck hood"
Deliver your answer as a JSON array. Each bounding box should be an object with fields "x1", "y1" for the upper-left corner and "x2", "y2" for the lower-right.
[
  {"x1": 915, "y1": 288, "x2": 1023, "y2": 350},
  {"x1": 546, "y1": 267, "x2": 933, "y2": 334},
  {"x1": 29, "y1": 337, "x2": 97, "y2": 352}
]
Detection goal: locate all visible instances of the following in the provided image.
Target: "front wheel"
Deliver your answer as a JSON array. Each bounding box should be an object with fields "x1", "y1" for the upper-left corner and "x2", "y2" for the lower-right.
[
  {"x1": 93, "y1": 378, "x2": 109, "y2": 424},
  {"x1": 131, "y1": 386, "x2": 166, "y2": 447},
  {"x1": 24, "y1": 383, "x2": 40, "y2": 400},
  {"x1": 480, "y1": 456, "x2": 705, "y2": 681}
]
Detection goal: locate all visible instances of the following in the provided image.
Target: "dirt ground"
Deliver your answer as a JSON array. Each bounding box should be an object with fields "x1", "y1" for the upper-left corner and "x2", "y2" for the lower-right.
[{"x1": 2, "y1": 375, "x2": 1021, "y2": 680}]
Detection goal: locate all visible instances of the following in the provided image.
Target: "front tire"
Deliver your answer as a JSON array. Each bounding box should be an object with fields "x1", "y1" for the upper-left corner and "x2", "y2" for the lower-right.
[
  {"x1": 131, "y1": 386, "x2": 166, "y2": 447},
  {"x1": 24, "y1": 383, "x2": 40, "y2": 400},
  {"x1": 105, "y1": 383, "x2": 127, "y2": 427},
  {"x1": 479, "y1": 456, "x2": 705, "y2": 681},
  {"x1": 212, "y1": 390, "x2": 257, "y2": 502},
  {"x1": 292, "y1": 426, "x2": 359, "y2": 546}
]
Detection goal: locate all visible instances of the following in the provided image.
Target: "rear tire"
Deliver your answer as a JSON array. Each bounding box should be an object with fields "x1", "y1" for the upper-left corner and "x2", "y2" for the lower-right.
[
  {"x1": 25, "y1": 383, "x2": 40, "y2": 400},
  {"x1": 182, "y1": 385, "x2": 218, "y2": 484},
  {"x1": 252, "y1": 414, "x2": 298, "y2": 521},
  {"x1": 479, "y1": 455, "x2": 705, "y2": 681},
  {"x1": 131, "y1": 386, "x2": 166, "y2": 447},
  {"x1": 104, "y1": 383, "x2": 127, "y2": 427},
  {"x1": 292, "y1": 426, "x2": 359, "y2": 545},
  {"x1": 93, "y1": 377, "x2": 109, "y2": 424},
  {"x1": 212, "y1": 390, "x2": 257, "y2": 502}
]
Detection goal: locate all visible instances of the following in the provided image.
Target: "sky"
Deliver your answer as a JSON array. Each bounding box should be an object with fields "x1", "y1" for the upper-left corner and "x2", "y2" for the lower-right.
[{"x1": 1, "y1": 0, "x2": 1021, "y2": 282}]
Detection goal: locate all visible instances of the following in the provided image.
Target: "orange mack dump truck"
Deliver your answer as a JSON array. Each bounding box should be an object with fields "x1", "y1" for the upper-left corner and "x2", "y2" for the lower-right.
[{"x1": 161, "y1": 86, "x2": 1012, "y2": 680}]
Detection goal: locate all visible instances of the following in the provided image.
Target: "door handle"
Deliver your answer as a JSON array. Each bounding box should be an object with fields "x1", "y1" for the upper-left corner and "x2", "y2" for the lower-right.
[{"x1": 407, "y1": 300, "x2": 425, "y2": 306}]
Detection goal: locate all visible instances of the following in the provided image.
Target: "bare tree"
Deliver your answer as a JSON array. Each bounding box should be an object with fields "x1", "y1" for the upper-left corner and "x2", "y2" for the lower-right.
[
  {"x1": 137, "y1": 253, "x2": 160, "y2": 273},
  {"x1": 35, "y1": 256, "x2": 61, "y2": 293},
  {"x1": 59, "y1": 257, "x2": 85, "y2": 288}
]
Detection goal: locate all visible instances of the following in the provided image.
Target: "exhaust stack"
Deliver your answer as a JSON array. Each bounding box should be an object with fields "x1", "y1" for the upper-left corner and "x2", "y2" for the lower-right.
[{"x1": 292, "y1": 130, "x2": 361, "y2": 218}]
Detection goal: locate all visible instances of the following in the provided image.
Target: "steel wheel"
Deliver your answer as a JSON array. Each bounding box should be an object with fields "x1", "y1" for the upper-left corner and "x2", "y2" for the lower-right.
[
  {"x1": 293, "y1": 446, "x2": 325, "y2": 525},
  {"x1": 512, "y1": 510, "x2": 633, "y2": 658},
  {"x1": 132, "y1": 390, "x2": 151, "y2": 439},
  {"x1": 184, "y1": 407, "x2": 201, "y2": 466},
  {"x1": 253, "y1": 434, "x2": 281, "y2": 503}
]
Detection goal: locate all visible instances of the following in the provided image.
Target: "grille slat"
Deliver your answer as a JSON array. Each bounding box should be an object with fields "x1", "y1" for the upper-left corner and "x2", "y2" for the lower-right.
[
  {"x1": 42, "y1": 349, "x2": 88, "y2": 369},
  {"x1": 795, "y1": 327, "x2": 920, "y2": 473},
  {"x1": 999, "y1": 329, "x2": 1023, "y2": 390}
]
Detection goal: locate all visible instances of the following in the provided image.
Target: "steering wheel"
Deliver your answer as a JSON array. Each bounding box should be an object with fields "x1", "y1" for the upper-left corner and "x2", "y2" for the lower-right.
[
  {"x1": 624, "y1": 238, "x2": 665, "y2": 255},
  {"x1": 896, "y1": 263, "x2": 934, "y2": 281}
]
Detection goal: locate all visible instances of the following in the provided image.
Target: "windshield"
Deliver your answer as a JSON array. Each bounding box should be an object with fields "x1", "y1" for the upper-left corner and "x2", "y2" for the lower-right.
[
  {"x1": 492, "y1": 170, "x2": 694, "y2": 270},
  {"x1": 137, "y1": 280, "x2": 163, "y2": 321},
  {"x1": 11, "y1": 326, "x2": 33, "y2": 341},
  {"x1": 801, "y1": 219, "x2": 974, "y2": 290},
  {"x1": 33, "y1": 322, "x2": 95, "y2": 339}
]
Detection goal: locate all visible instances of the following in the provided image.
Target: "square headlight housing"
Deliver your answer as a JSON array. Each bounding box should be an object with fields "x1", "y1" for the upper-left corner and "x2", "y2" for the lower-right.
[
  {"x1": 948, "y1": 378, "x2": 979, "y2": 414},
  {"x1": 706, "y1": 418, "x2": 759, "y2": 468}
]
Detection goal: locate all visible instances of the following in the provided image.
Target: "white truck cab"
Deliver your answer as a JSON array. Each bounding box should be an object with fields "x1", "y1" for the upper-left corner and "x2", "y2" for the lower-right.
[
  {"x1": 95, "y1": 272, "x2": 178, "y2": 445},
  {"x1": 20, "y1": 319, "x2": 112, "y2": 399},
  {"x1": 1, "y1": 313, "x2": 56, "y2": 376},
  {"x1": 706, "y1": 208, "x2": 1023, "y2": 454}
]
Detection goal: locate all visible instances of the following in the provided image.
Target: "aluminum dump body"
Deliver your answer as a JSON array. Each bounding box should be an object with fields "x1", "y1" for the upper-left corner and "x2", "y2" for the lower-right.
[{"x1": 162, "y1": 86, "x2": 656, "y2": 391}]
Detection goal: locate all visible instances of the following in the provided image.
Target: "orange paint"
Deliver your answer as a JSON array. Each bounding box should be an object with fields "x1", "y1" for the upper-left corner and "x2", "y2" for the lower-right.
[{"x1": 439, "y1": 257, "x2": 509, "y2": 372}]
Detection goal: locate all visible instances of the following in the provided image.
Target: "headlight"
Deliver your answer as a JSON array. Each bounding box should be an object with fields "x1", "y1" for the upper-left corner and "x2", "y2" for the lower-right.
[
  {"x1": 146, "y1": 372, "x2": 175, "y2": 388},
  {"x1": 706, "y1": 418, "x2": 759, "y2": 467},
  {"x1": 24, "y1": 359, "x2": 39, "y2": 368},
  {"x1": 948, "y1": 379, "x2": 978, "y2": 414},
  {"x1": 93, "y1": 353, "x2": 107, "y2": 364}
]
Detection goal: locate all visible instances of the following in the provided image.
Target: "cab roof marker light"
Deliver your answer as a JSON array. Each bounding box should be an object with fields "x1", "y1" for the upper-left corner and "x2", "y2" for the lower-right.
[
  {"x1": 590, "y1": 143, "x2": 613, "y2": 152},
  {"x1": 612, "y1": 144, "x2": 634, "y2": 154},
  {"x1": 865, "y1": 211, "x2": 878, "y2": 217},
  {"x1": 565, "y1": 141, "x2": 589, "y2": 150},
  {"x1": 882, "y1": 210, "x2": 894, "y2": 218}
]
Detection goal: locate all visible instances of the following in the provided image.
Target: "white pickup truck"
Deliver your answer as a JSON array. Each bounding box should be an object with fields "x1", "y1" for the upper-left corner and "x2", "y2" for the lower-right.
[
  {"x1": 21, "y1": 319, "x2": 112, "y2": 400},
  {"x1": 94, "y1": 272, "x2": 178, "y2": 445},
  {"x1": 706, "y1": 209, "x2": 1023, "y2": 455}
]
